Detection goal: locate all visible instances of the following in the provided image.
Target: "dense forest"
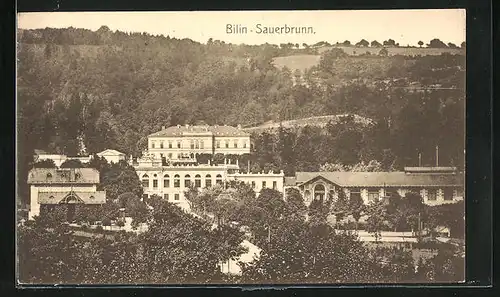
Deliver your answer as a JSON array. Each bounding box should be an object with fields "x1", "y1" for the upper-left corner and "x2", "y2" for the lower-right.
[{"x1": 17, "y1": 26, "x2": 465, "y2": 201}]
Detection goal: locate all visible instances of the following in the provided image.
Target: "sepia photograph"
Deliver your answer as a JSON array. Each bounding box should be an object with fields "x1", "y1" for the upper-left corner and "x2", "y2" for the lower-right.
[{"x1": 16, "y1": 10, "x2": 466, "y2": 285}]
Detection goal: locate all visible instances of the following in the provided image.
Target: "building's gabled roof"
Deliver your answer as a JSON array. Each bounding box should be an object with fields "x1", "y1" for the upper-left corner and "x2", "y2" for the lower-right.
[
  {"x1": 284, "y1": 177, "x2": 297, "y2": 186},
  {"x1": 34, "y1": 149, "x2": 50, "y2": 155},
  {"x1": 295, "y1": 171, "x2": 464, "y2": 188},
  {"x1": 28, "y1": 168, "x2": 100, "y2": 184},
  {"x1": 97, "y1": 149, "x2": 125, "y2": 156},
  {"x1": 148, "y1": 125, "x2": 249, "y2": 137},
  {"x1": 38, "y1": 191, "x2": 106, "y2": 205}
]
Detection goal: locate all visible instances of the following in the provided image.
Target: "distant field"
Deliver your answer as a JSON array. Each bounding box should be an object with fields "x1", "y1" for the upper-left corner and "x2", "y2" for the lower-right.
[
  {"x1": 272, "y1": 55, "x2": 416, "y2": 78},
  {"x1": 271, "y1": 55, "x2": 321, "y2": 72},
  {"x1": 316, "y1": 45, "x2": 465, "y2": 56},
  {"x1": 243, "y1": 114, "x2": 374, "y2": 133},
  {"x1": 272, "y1": 46, "x2": 464, "y2": 73}
]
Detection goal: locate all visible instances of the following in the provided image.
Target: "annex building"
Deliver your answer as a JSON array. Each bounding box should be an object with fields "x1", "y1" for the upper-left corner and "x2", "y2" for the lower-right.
[{"x1": 131, "y1": 155, "x2": 284, "y2": 208}]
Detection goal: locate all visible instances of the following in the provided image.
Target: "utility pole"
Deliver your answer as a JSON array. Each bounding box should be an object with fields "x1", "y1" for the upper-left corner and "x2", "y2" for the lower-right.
[
  {"x1": 435, "y1": 145, "x2": 439, "y2": 167},
  {"x1": 417, "y1": 212, "x2": 421, "y2": 240},
  {"x1": 268, "y1": 225, "x2": 271, "y2": 244}
]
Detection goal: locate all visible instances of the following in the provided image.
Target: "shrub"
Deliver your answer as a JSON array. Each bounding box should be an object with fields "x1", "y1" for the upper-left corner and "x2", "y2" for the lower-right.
[
  {"x1": 102, "y1": 218, "x2": 111, "y2": 226},
  {"x1": 116, "y1": 220, "x2": 125, "y2": 227},
  {"x1": 95, "y1": 225, "x2": 104, "y2": 232}
]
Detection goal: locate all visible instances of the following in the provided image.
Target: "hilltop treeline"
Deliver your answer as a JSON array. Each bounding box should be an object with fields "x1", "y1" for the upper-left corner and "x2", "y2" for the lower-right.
[{"x1": 17, "y1": 27, "x2": 465, "y2": 198}]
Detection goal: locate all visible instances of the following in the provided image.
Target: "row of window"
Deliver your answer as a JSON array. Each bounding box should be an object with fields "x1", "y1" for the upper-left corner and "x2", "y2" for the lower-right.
[
  {"x1": 142, "y1": 173, "x2": 223, "y2": 188},
  {"x1": 248, "y1": 180, "x2": 277, "y2": 190},
  {"x1": 143, "y1": 193, "x2": 180, "y2": 201},
  {"x1": 215, "y1": 140, "x2": 248, "y2": 149},
  {"x1": 305, "y1": 186, "x2": 460, "y2": 202},
  {"x1": 361, "y1": 189, "x2": 456, "y2": 201},
  {"x1": 150, "y1": 139, "x2": 248, "y2": 149}
]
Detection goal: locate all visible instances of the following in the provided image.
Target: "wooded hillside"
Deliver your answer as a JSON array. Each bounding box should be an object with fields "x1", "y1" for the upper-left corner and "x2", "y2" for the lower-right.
[{"x1": 17, "y1": 27, "x2": 465, "y2": 201}]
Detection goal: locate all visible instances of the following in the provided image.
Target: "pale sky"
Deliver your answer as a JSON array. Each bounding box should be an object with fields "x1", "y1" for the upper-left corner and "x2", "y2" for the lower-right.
[{"x1": 18, "y1": 10, "x2": 466, "y2": 46}]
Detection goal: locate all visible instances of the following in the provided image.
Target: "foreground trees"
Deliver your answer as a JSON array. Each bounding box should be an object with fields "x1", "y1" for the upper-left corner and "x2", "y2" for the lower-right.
[
  {"x1": 19, "y1": 182, "x2": 465, "y2": 284},
  {"x1": 18, "y1": 199, "x2": 246, "y2": 284}
]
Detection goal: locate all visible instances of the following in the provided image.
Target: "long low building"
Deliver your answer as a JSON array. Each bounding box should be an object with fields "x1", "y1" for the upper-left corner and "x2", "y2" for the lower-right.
[{"x1": 284, "y1": 167, "x2": 464, "y2": 207}]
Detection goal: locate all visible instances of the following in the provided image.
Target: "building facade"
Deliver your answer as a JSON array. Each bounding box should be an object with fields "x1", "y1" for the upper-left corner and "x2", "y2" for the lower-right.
[
  {"x1": 34, "y1": 149, "x2": 93, "y2": 167},
  {"x1": 27, "y1": 168, "x2": 106, "y2": 220},
  {"x1": 97, "y1": 149, "x2": 126, "y2": 164},
  {"x1": 146, "y1": 124, "x2": 251, "y2": 162},
  {"x1": 132, "y1": 155, "x2": 284, "y2": 207},
  {"x1": 284, "y1": 167, "x2": 464, "y2": 207}
]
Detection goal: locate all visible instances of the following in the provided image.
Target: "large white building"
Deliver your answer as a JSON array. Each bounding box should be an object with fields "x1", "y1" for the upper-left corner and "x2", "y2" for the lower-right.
[
  {"x1": 146, "y1": 124, "x2": 251, "y2": 163},
  {"x1": 132, "y1": 155, "x2": 284, "y2": 207}
]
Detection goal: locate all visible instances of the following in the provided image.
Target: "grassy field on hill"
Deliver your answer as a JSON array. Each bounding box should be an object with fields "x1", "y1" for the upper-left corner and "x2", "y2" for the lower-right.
[
  {"x1": 273, "y1": 46, "x2": 464, "y2": 73},
  {"x1": 316, "y1": 45, "x2": 464, "y2": 56},
  {"x1": 243, "y1": 114, "x2": 375, "y2": 133}
]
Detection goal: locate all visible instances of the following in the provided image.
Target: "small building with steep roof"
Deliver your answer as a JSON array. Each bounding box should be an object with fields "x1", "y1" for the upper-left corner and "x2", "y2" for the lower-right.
[{"x1": 27, "y1": 168, "x2": 105, "y2": 221}]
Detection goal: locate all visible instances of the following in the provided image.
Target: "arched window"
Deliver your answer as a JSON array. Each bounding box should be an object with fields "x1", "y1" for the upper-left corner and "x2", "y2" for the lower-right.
[
  {"x1": 160, "y1": 142, "x2": 164, "y2": 148},
  {"x1": 152, "y1": 174, "x2": 158, "y2": 188},
  {"x1": 174, "y1": 174, "x2": 180, "y2": 188},
  {"x1": 195, "y1": 174, "x2": 201, "y2": 187},
  {"x1": 225, "y1": 140, "x2": 229, "y2": 148},
  {"x1": 243, "y1": 141, "x2": 247, "y2": 148},
  {"x1": 151, "y1": 142, "x2": 156, "y2": 149},
  {"x1": 216, "y1": 174, "x2": 223, "y2": 185},
  {"x1": 195, "y1": 140, "x2": 199, "y2": 149},
  {"x1": 314, "y1": 184, "x2": 325, "y2": 201},
  {"x1": 200, "y1": 140, "x2": 204, "y2": 149},
  {"x1": 164, "y1": 174, "x2": 170, "y2": 188},
  {"x1": 184, "y1": 174, "x2": 191, "y2": 187},
  {"x1": 75, "y1": 173, "x2": 81, "y2": 179},
  {"x1": 190, "y1": 140, "x2": 195, "y2": 149},
  {"x1": 141, "y1": 174, "x2": 149, "y2": 188},
  {"x1": 205, "y1": 174, "x2": 212, "y2": 188},
  {"x1": 233, "y1": 139, "x2": 238, "y2": 148}
]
